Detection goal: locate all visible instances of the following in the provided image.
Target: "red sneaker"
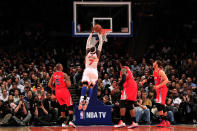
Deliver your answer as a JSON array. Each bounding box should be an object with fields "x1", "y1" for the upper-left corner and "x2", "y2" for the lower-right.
[
  {"x1": 165, "y1": 120, "x2": 170, "y2": 127},
  {"x1": 156, "y1": 120, "x2": 166, "y2": 127}
]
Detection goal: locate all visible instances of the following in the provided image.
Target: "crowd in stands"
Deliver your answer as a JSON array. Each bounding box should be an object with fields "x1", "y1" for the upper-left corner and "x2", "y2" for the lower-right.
[
  {"x1": 71, "y1": 40, "x2": 197, "y2": 125},
  {"x1": 0, "y1": 26, "x2": 197, "y2": 126}
]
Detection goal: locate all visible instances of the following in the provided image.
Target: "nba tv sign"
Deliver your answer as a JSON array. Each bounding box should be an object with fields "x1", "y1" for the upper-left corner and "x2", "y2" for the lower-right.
[
  {"x1": 75, "y1": 105, "x2": 112, "y2": 125},
  {"x1": 80, "y1": 111, "x2": 106, "y2": 119}
]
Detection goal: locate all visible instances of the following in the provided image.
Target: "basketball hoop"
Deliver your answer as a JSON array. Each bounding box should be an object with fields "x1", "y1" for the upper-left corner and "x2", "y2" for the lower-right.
[{"x1": 101, "y1": 29, "x2": 112, "y2": 42}]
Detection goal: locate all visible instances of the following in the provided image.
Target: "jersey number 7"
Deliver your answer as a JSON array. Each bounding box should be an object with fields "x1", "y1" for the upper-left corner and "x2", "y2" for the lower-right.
[{"x1": 89, "y1": 59, "x2": 94, "y2": 65}]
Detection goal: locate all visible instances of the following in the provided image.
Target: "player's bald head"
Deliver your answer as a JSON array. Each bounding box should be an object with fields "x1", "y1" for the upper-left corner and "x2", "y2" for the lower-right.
[{"x1": 56, "y1": 63, "x2": 63, "y2": 71}]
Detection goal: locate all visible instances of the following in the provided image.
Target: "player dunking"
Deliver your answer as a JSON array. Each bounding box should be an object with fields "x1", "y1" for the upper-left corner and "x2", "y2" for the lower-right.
[
  {"x1": 153, "y1": 60, "x2": 170, "y2": 127},
  {"x1": 114, "y1": 60, "x2": 138, "y2": 128},
  {"x1": 78, "y1": 25, "x2": 103, "y2": 111},
  {"x1": 48, "y1": 63, "x2": 76, "y2": 128}
]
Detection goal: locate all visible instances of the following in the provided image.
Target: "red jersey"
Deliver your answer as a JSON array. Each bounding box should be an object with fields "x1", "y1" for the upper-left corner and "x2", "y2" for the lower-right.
[
  {"x1": 153, "y1": 69, "x2": 168, "y2": 105},
  {"x1": 52, "y1": 71, "x2": 73, "y2": 106},
  {"x1": 153, "y1": 69, "x2": 167, "y2": 88},
  {"x1": 52, "y1": 71, "x2": 67, "y2": 89},
  {"x1": 120, "y1": 66, "x2": 137, "y2": 101}
]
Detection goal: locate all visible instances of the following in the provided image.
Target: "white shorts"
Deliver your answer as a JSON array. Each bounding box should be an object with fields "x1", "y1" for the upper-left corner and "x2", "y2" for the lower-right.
[{"x1": 82, "y1": 68, "x2": 98, "y2": 85}]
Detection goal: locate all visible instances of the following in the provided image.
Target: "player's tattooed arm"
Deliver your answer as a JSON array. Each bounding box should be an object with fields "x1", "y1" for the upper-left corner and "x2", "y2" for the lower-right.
[
  {"x1": 119, "y1": 68, "x2": 127, "y2": 90},
  {"x1": 63, "y1": 73, "x2": 71, "y2": 87}
]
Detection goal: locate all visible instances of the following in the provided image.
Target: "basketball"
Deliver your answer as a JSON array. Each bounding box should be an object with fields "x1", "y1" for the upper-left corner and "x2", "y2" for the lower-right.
[{"x1": 93, "y1": 24, "x2": 102, "y2": 33}]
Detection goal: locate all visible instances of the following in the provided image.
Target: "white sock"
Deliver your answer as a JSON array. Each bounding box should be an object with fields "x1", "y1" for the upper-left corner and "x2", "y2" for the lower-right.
[
  {"x1": 86, "y1": 97, "x2": 90, "y2": 102},
  {"x1": 79, "y1": 96, "x2": 84, "y2": 103}
]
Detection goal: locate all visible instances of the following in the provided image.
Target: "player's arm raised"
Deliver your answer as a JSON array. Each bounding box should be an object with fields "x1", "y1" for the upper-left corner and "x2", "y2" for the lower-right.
[
  {"x1": 86, "y1": 31, "x2": 94, "y2": 55},
  {"x1": 154, "y1": 70, "x2": 169, "y2": 89},
  {"x1": 48, "y1": 76, "x2": 55, "y2": 90},
  {"x1": 63, "y1": 73, "x2": 71, "y2": 87},
  {"x1": 97, "y1": 33, "x2": 103, "y2": 59}
]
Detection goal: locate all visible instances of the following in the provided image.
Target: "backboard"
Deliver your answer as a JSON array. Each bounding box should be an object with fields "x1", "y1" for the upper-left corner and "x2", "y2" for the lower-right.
[{"x1": 73, "y1": 1, "x2": 133, "y2": 37}]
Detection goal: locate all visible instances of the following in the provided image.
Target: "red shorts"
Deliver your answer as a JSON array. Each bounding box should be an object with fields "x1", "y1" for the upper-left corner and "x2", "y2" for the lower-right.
[
  {"x1": 155, "y1": 87, "x2": 168, "y2": 105},
  {"x1": 55, "y1": 88, "x2": 73, "y2": 106}
]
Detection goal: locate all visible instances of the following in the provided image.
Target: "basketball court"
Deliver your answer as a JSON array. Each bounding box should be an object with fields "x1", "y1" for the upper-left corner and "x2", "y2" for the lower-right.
[{"x1": 0, "y1": 125, "x2": 196, "y2": 131}]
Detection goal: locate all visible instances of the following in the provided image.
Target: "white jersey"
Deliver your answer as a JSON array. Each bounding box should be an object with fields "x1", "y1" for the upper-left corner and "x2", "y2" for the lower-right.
[{"x1": 85, "y1": 52, "x2": 99, "y2": 69}]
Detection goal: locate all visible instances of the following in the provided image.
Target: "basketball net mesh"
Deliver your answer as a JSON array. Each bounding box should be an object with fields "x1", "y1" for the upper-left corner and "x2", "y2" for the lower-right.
[{"x1": 101, "y1": 29, "x2": 112, "y2": 42}]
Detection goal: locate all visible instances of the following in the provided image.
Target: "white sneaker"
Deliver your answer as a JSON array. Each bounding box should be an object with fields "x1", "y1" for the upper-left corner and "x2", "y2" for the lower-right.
[
  {"x1": 62, "y1": 123, "x2": 68, "y2": 127},
  {"x1": 128, "y1": 122, "x2": 138, "y2": 128},
  {"x1": 69, "y1": 121, "x2": 76, "y2": 128},
  {"x1": 114, "y1": 120, "x2": 126, "y2": 128}
]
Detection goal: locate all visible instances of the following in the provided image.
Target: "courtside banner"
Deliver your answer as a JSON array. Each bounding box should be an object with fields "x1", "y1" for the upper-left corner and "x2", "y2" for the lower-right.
[{"x1": 74, "y1": 84, "x2": 112, "y2": 125}]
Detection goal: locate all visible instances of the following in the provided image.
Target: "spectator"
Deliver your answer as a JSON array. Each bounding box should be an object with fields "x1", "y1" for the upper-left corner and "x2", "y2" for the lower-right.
[
  {"x1": 73, "y1": 65, "x2": 83, "y2": 87},
  {"x1": 135, "y1": 92, "x2": 151, "y2": 125},
  {"x1": 187, "y1": 77, "x2": 197, "y2": 90},
  {"x1": 34, "y1": 100, "x2": 50, "y2": 126},
  {"x1": 131, "y1": 60, "x2": 140, "y2": 76},
  {"x1": 103, "y1": 95, "x2": 112, "y2": 105},
  {"x1": 15, "y1": 77, "x2": 25, "y2": 93},
  {"x1": 9, "y1": 83, "x2": 20, "y2": 96},
  {"x1": 97, "y1": 88, "x2": 103, "y2": 101},
  {"x1": 0, "y1": 100, "x2": 12, "y2": 125},
  {"x1": 0, "y1": 89, "x2": 9, "y2": 102},
  {"x1": 165, "y1": 98, "x2": 175, "y2": 124},
  {"x1": 13, "y1": 89, "x2": 20, "y2": 103},
  {"x1": 102, "y1": 73, "x2": 111, "y2": 87},
  {"x1": 12, "y1": 92, "x2": 31, "y2": 126},
  {"x1": 43, "y1": 92, "x2": 58, "y2": 123}
]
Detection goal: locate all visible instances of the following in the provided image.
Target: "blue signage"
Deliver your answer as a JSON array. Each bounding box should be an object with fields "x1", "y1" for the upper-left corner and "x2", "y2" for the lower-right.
[{"x1": 74, "y1": 84, "x2": 112, "y2": 125}]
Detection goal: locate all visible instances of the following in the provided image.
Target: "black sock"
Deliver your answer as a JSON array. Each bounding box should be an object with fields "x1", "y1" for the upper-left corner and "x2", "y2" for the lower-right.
[
  {"x1": 163, "y1": 116, "x2": 167, "y2": 121},
  {"x1": 68, "y1": 114, "x2": 73, "y2": 122},
  {"x1": 159, "y1": 115, "x2": 163, "y2": 121},
  {"x1": 131, "y1": 117, "x2": 136, "y2": 123},
  {"x1": 121, "y1": 116, "x2": 125, "y2": 123}
]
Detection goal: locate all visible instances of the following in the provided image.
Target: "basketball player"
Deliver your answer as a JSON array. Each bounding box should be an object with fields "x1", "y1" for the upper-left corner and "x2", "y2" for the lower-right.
[
  {"x1": 153, "y1": 60, "x2": 170, "y2": 127},
  {"x1": 114, "y1": 60, "x2": 138, "y2": 128},
  {"x1": 48, "y1": 63, "x2": 75, "y2": 128},
  {"x1": 78, "y1": 26, "x2": 103, "y2": 111}
]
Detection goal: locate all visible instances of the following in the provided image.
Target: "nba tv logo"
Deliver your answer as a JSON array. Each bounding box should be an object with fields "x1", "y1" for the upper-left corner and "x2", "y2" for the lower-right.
[{"x1": 80, "y1": 111, "x2": 85, "y2": 119}]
